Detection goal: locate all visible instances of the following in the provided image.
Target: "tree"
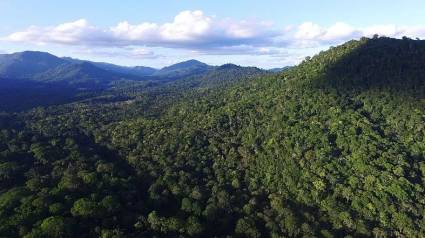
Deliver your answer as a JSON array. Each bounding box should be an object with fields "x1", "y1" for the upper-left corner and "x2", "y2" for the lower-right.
[
  {"x1": 40, "y1": 216, "x2": 67, "y2": 237},
  {"x1": 235, "y1": 217, "x2": 261, "y2": 238},
  {"x1": 71, "y1": 198, "x2": 98, "y2": 218}
]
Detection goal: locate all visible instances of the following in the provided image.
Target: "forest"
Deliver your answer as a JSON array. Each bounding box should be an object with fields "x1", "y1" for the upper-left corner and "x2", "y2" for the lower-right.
[{"x1": 0, "y1": 36, "x2": 424, "y2": 237}]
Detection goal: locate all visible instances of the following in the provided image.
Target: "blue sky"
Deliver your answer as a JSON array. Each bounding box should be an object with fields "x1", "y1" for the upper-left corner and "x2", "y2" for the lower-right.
[{"x1": 1, "y1": 0, "x2": 424, "y2": 68}]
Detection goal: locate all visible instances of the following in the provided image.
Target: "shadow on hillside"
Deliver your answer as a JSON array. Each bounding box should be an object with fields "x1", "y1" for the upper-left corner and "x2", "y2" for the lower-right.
[
  {"x1": 313, "y1": 37, "x2": 425, "y2": 97},
  {"x1": 0, "y1": 78, "x2": 80, "y2": 112}
]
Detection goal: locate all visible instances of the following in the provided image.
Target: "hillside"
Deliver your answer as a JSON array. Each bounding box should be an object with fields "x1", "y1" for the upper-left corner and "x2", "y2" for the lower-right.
[
  {"x1": 0, "y1": 51, "x2": 67, "y2": 78},
  {"x1": 0, "y1": 37, "x2": 424, "y2": 237},
  {"x1": 34, "y1": 62, "x2": 140, "y2": 87}
]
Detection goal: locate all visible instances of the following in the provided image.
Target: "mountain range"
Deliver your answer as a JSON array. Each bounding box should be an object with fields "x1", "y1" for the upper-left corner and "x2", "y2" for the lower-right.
[
  {"x1": 0, "y1": 51, "x2": 269, "y2": 111},
  {"x1": 0, "y1": 51, "x2": 268, "y2": 86}
]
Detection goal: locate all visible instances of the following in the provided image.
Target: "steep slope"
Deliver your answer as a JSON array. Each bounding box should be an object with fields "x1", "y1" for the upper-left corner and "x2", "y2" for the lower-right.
[
  {"x1": 100, "y1": 37, "x2": 425, "y2": 237},
  {"x1": 0, "y1": 51, "x2": 68, "y2": 78},
  {"x1": 183, "y1": 36, "x2": 425, "y2": 237}
]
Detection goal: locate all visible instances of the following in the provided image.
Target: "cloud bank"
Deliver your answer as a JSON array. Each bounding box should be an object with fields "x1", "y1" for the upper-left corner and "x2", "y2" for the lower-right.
[
  {"x1": 3, "y1": 10, "x2": 425, "y2": 62},
  {"x1": 5, "y1": 11, "x2": 277, "y2": 51}
]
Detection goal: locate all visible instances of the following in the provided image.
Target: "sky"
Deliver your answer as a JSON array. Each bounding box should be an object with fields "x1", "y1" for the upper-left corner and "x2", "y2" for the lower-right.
[{"x1": 1, "y1": 0, "x2": 425, "y2": 68}]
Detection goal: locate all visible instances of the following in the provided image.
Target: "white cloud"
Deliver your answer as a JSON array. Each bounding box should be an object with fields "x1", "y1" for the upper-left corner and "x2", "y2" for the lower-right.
[
  {"x1": 363, "y1": 24, "x2": 399, "y2": 37},
  {"x1": 295, "y1": 22, "x2": 324, "y2": 40},
  {"x1": 3, "y1": 10, "x2": 425, "y2": 60},
  {"x1": 287, "y1": 22, "x2": 425, "y2": 47},
  {"x1": 361, "y1": 24, "x2": 425, "y2": 39},
  {"x1": 322, "y1": 22, "x2": 358, "y2": 41},
  {"x1": 130, "y1": 48, "x2": 162, "y2": 59},
  {"x1": 190, "y1": 45, "x2": 287, "y2": 57},
  {"x1": 160, "y1": 10, "x2": 211, "y2": 40},
  {"x1": 5, "y1": 10, "x2": 277, "y2": 50}
]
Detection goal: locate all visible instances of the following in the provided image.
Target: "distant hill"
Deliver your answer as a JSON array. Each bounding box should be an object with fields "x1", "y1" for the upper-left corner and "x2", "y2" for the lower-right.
[
  {"x1": 154, "y1": 59, "x2": 212, "y2": 78},
  {"x1": 63, "y1": 57, "x2": 158, "y2": 77},
  {"x1": 1, "y1": 52, "x2": 240, "y2": 85},
  {"x1": 0, "y1": 51, "x2": 68, "y2": 78},
  {"x1": 0, "y1": 52, "x2": 158, "y2": 87},
  {"x1": 0, "y1": 52, "x2": 218, "y2": 86},
  {"x1": 268, "y1": 66, "x2": 292, "y2": 72}
]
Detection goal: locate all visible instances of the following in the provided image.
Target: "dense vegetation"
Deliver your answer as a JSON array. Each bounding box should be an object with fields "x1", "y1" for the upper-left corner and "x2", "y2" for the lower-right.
[{"x1": 0, "y1": 37, "x2": 424, "y2": 237}]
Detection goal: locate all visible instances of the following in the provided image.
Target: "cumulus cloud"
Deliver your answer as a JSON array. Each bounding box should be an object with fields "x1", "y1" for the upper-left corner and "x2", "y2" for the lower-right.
[
  {"x1": 295, "y1": 22, "x2": 324, "y2": 40},
  {"x1": 5, "y1": 10, "x2": 278, "y2": 50},
  {"x1": 3, "y1": 10, "x2": 425, "y2": 58},
  {"x1": 294, "y1": 23, "x2": 425, "y2": 44}
]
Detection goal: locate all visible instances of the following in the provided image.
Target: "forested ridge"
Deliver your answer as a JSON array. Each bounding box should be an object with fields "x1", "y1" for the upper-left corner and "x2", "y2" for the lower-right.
[{"x1": 1, "y1": 37, "x2": 425, "y2": 237}]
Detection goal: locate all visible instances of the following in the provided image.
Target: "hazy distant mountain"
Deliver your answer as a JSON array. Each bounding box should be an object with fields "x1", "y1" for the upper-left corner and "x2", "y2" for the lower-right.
[
  {"x1": 154, "y1": 59, "x2": 212, "y2": 78},
  {"x1": 0, "y1": 52, "x2": 151, "y2": 87},
  {"x1": 129, "y1": 66, "x2": 158, "y2": 76},
  {"x1": 63, "y1": 57, "x2": 158, "y2": 77},
  {"x1": 0, "y1": 51, "x2": 68, "y2": 78},
  {"x1": 0, "y1": 51, "x2": 269, "y2": 90},
  {"x1": 268, "y1": 66, "x2": 292, "y2": 73}
]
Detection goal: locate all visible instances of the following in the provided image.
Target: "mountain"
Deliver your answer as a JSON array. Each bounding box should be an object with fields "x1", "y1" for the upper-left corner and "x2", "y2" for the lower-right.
[
  {"x1": 0, "y1": 52, "x2": 215, "y2": 85},
  {"x1": 1, "y1": 37, "x2": 425, "y2": 237},
  {"x1": 63, "y1": 57, "x2": 158, "y2": 77},
  {"x1": 0, "y1": 52, "x2": 155, "y2": 88},
  {"x1": 154, "y1": 59, "x2": 212, "y2": 78},
  {"x1": 0, "y1": 51, "x2": 68, "y2": 78}
]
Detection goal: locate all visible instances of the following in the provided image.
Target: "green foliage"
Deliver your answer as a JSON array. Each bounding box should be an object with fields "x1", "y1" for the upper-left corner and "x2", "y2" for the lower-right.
[
  {"x1": 0, "y1": 37, "x2": 424, "y2": 237},
  {"x1": 40, "y1": 216, "x2": 66, "y2": 237},
  {"x1": 71, "y1": 198, "x2": 99, "y2": 218}
]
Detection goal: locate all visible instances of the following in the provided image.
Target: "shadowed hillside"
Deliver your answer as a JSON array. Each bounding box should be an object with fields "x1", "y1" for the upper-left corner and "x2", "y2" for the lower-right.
[{"x1": 300, "y1": 37, "x2": 425, "y2": 94}]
